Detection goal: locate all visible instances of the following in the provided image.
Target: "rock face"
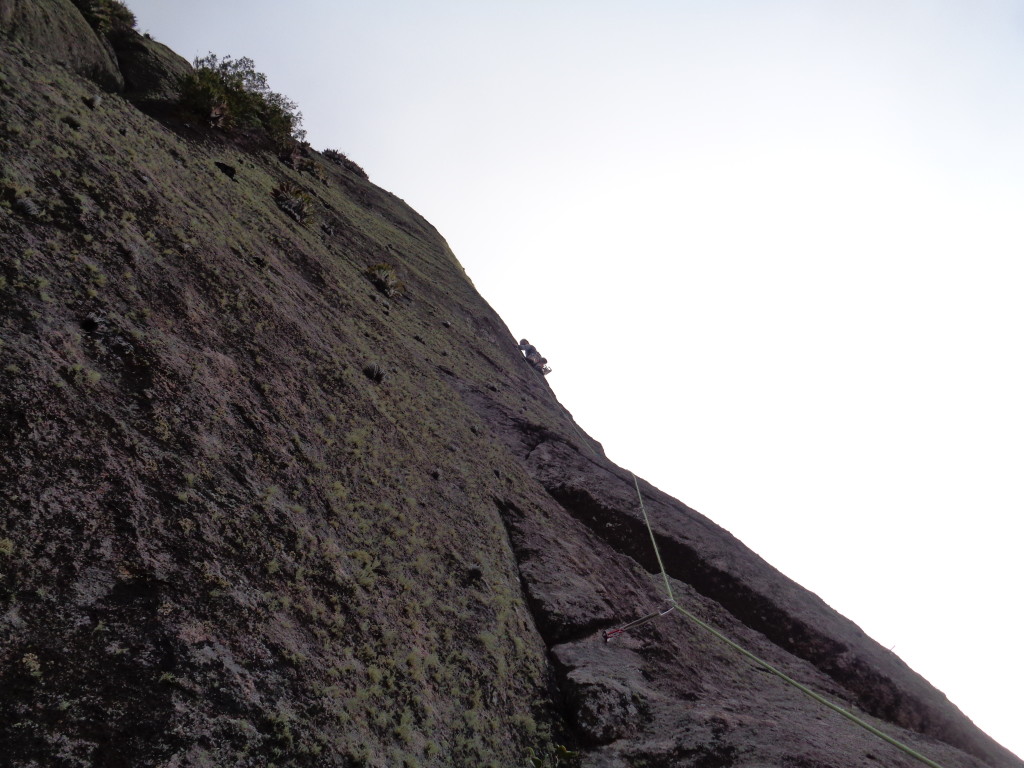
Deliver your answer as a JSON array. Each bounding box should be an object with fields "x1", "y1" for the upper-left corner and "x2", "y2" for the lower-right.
[
  {"x1": 1, "y1": 11, "x2": 1021, "y2": 768},
  {"x1": 111, "y1": 29, "x2": 192, "y2": 107},
  {"x1": 0, "y1": 0, "x2": 124, "y2": 90}
]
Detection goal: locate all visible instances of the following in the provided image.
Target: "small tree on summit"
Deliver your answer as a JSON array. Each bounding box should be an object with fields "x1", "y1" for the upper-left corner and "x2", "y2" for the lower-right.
[{"x1": 179, "y1": 54, "x2": 305, "y2": 147}]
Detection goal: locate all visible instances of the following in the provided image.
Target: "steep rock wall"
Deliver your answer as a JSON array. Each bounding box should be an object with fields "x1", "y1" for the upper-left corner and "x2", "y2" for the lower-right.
[
  {"x1": 0, "y1": 0, "x2": 124, "y2": 90},
  {"x1": 0, "y1": 17, "x2": 1021, "y2": 768}
]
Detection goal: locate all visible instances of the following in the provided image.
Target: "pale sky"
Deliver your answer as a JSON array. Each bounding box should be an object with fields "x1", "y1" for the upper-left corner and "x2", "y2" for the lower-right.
[{"x1": 127, "y1": 1, "x2": 1024, "y2": 759}]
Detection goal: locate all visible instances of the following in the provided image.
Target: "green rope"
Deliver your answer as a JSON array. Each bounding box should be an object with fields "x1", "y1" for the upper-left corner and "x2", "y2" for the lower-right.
[
  {"x1": 561, "y1": 407, "x2": 600, "y2": 458},
  {"x1": 629, "y1": 479, "x2": 948, "y2": 768},
  {"x1": 556, "y1": 404, "x2": 946, "y2": 767},
  {"x1": 631, "y1": 472, "x2": 676, "y2": 607}
]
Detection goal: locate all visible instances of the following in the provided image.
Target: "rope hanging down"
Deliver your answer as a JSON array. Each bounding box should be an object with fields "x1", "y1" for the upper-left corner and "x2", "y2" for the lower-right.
[
  {"x1": 557, "y1": 406, "x2": 949, "y2": 768},
  {"x1": 624, "y1": 471, "x2": 950, "y2": 768}
]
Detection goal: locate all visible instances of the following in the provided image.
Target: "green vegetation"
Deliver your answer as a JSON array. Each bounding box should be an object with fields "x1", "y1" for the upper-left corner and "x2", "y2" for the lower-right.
[
  {"x1": 62, "y1": 363, "x2": 102, "y2": 386},
  {"x1": 272, "y1": 180, "x2": 314, "y2": 223},
  {"x1": 179, "y1": 54, "x2": 305, "y2": 147},
  {"x1": 365, "y1": 262, "x2": 403, "y2": 298},
  {"x1": 21, "y1": 653, "x2": 43, "y2": 680},
  {"x1": 527, "y1": 744, "x2": 582, "y2": 768},
  {"x1": 70, "y1": 0, "x2": 136, "y2": 36},
  {"x1": 323, "y1": 148, "x2": 369, "y2": 180}
]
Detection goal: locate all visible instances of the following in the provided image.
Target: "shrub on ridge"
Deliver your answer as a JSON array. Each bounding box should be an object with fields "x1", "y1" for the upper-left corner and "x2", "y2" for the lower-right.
[{"x1": 179, "y1": 54, "x2": 305, "y2": 148}]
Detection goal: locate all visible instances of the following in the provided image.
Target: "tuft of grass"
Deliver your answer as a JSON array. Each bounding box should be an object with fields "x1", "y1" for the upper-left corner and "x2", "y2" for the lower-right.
[
  {"x1": 272, "y1": 181, "x2": 314, "y2": 224},
  {"x1": 21, "y1": 653, "x2": 43, "y2": 680},
  {"x1": 362, "y1": 364, "x2": 386, "y2": 384},
  {"x1": 527, "y1": 744, "x2": 581, "y2": 768},
  {"x1": 14, "y1": 196, "x2": 42, "y2": 218},
  {"x1": 365, "y1": 263, "x2": 403, "y2": 298},
  {"x1": 62, "y1": 363, "x2": 102, "y2": 386},
  {"x1": 322, "y1": 149, "x2": 369, "y2": 180}
]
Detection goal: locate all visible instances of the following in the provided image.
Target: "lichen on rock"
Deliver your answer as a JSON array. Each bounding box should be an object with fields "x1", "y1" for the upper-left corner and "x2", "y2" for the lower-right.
[{"x1": 0, "y1": 0, "x2": 124, "y2": 90}]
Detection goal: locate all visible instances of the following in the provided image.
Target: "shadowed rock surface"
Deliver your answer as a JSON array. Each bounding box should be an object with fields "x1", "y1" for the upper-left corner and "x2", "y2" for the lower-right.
[
  {"x1": 1, "y1": 0, "x2": 124, "y2": 90},
  {"x1": 1, "y1": 6, "x2": 1021, "y2": 767},
  {"x1": 111, "y1": 29, "x2": 192, "y2": 107}
]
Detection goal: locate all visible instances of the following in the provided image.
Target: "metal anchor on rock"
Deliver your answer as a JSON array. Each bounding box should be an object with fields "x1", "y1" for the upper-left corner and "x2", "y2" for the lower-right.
[{"x1": 602, "y1": 603, "x2": 675, "y2": 642}]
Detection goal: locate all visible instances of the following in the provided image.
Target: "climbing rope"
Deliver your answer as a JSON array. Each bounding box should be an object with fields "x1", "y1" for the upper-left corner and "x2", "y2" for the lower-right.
[
  {"x1": 626, "y1": 469, "x2": 949, "y2": 768},
  {"x1": 556, "y1": 405, "x2": 948, "y2": 768},
  {"x1": 631, "y1": 472, "x2": 676, "y2": 607}
]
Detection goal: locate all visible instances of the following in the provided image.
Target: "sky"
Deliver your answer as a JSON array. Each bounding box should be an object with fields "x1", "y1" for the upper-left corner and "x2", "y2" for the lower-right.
[{"x1": 126, "y1": 1, "x2": 1024, "y2": 759}]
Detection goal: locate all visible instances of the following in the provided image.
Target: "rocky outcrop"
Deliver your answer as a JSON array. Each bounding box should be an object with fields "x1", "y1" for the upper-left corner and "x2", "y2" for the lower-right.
[
  {"x1": 487, "y1": 421, "x2": 1018, "y2": 768},
  {"x1": 0, "y1": 11, "x2": 1021, "y2": 768},
  {"x1": 111, "y1": 29, "x2": 192, "y2": 107},
  {"x1": 0, "y1": 0, "x2": 123, "y2": 90},
  {"x1": 0, "y1": 0, "x2": 192, "y2": 104}
]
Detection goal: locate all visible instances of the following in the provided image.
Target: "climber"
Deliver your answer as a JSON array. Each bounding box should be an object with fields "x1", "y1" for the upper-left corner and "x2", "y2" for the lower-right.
[
  {"x1": 518, "y1": 339, "x2": 537, "y2": 357},
  {"x1": 518, "y1": 339, "x2": 551, "y2": 374}
]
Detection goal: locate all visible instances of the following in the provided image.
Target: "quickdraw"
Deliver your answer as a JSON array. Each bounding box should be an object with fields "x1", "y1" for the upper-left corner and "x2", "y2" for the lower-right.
[{"x1": 602, "y1": 603, "x2": 674, "y2": 642}]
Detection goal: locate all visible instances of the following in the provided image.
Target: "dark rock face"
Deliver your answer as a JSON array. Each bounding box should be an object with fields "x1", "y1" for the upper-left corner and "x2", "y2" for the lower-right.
[
  {"x1": 1, "y1": 13, "x2": 1022, "y2": 768},
  {"x1": 111, "y1": 29, "x2": 193, "y2": 107},
  {"x1": 554, "y1": 645, "x2": 652, "y2": 746},
  {"x1": 490, "y1": 429, "x2": 1018, "y2": 768},
  {"x1": 0, "y1": 0, "x2": 124, "y2": 90}
]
